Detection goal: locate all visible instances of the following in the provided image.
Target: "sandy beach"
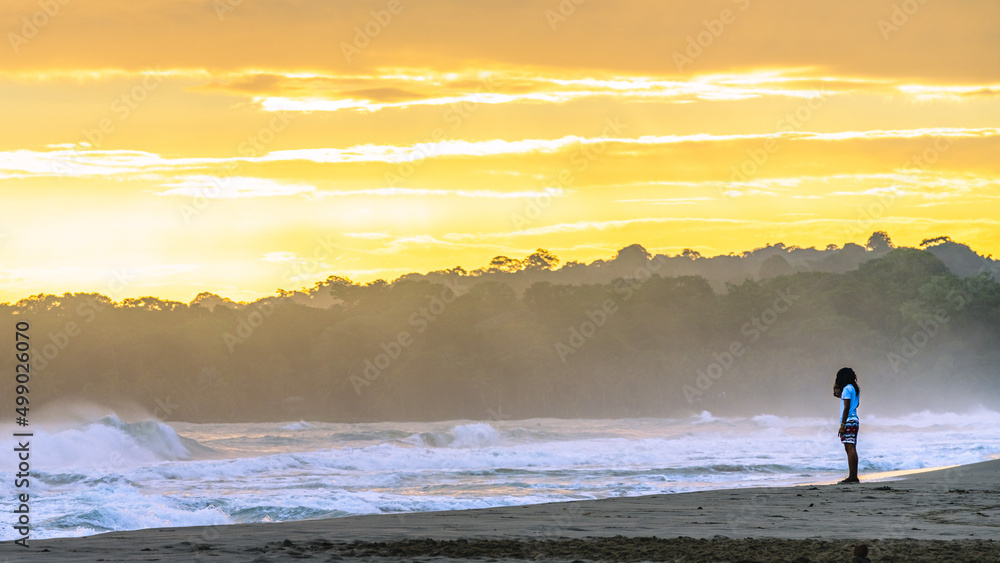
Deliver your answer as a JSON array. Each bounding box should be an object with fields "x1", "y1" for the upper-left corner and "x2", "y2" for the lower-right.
[{"x1": 3, "y1": 460, "x2": 998, "y2": 562}]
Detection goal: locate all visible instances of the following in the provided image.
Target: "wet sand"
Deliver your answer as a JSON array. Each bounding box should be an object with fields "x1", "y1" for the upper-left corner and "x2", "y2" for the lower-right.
[{"x1": 3, "y1": 460, "x2": 998, "y2": 562}]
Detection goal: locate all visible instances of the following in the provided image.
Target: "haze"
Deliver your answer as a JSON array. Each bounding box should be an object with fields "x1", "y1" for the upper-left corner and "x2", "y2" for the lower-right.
[{"x1": 2, "y1": 234, "x2": 997, "y2": 422}]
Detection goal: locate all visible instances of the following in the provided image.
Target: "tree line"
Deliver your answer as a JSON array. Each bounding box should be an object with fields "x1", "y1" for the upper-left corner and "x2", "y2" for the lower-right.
[{"x1": 2, "y1": 234, "x2": 998, "y2": 422}]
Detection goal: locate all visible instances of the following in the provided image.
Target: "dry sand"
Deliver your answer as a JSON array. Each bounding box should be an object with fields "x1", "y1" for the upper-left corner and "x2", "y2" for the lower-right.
[{"x1": 2, "y1": 460, "x2": 997, "y2": 562}]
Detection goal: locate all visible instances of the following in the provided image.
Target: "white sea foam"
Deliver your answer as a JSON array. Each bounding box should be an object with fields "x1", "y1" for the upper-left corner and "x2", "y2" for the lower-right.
[
  {"x1": 2, "y1": 411, "x2": 998, "y2": 541},
  {"x1": 1, "y1": 414, "x2": 189, "y2": 475}
]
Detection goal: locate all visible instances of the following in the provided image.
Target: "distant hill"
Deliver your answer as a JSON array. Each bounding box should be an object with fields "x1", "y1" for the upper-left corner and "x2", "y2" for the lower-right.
[{"x1": 272, "y1": 231, "x2": 997, "y2": 307}]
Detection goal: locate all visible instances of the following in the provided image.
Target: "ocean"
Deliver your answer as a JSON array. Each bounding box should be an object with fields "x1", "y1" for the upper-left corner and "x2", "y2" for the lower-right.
[{"x1": 3, "y1": 409, "x2": 1000, "y2": 541}]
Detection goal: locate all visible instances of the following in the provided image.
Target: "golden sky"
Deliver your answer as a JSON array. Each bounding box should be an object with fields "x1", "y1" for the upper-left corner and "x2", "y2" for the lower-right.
[{"x1": 1, "y1": 0, "x2": 999, "y2": 302}]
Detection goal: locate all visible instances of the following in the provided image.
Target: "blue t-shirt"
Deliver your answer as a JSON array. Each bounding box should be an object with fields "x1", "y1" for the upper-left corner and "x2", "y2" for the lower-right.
[{"x1": 840, "y1": 383, "x2": 859, "y2": 422}]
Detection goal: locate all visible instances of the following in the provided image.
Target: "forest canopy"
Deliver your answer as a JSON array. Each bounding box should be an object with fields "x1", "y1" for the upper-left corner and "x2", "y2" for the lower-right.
[{"x1": 3, "y1": 233, "x2": 998, "y2": 423}]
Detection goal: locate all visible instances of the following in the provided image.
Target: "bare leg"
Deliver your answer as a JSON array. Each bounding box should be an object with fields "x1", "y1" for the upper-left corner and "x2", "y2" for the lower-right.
[{"x1": 844, "y1": 443, "x2": 859, "y2": 481}]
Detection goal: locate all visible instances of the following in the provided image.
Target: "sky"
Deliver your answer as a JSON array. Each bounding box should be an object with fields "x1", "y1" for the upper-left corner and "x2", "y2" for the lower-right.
[{"x1": 1, "y1": 0, "x2": 999, "y2": 303}]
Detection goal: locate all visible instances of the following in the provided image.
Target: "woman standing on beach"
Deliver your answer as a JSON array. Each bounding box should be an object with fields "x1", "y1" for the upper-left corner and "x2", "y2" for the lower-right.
[{"x1": 834, "y1": 367, "x2": 861, "y2": 484}]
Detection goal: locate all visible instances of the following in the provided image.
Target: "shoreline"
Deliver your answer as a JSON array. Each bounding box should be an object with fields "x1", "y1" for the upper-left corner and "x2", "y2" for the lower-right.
[{"x1": 2, "y1": 459, "x2": 998, "y2": 561}]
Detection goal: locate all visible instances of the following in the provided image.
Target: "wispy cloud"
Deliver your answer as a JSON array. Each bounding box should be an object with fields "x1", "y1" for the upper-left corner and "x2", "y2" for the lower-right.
[
  {"x1": 343, "y1": 232, "x2": 393, "y2": 240},
  {"x1": 364, "y1": 216, "x2": 1000, "y2": 255},
  {"x1": 205, "y1": 70, "x2": 839, "y2": 113},
  {"x1": 4, "y1": 128, "x2": 998, "y2": 180},
  {"x1": 262, "y1": 252, "x2": 299, "y2": 263},
  {"x1": 158, "y1": 176, "x2": 316, "y2": 198},
  {"x1": 315, "y1": 188, "x2": 567, "y2": 199},
  {"x1": 613, "y1": 197, "x2": 713, "y2": 205},
  {"x1": 898, "y1": 84, "x2": 1000, "y2": 102}
]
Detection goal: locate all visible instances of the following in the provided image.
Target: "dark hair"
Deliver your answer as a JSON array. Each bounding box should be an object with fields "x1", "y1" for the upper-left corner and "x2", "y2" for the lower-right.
[{"x1": 835, "y1": 367, "x2": 860, "y2": 397}]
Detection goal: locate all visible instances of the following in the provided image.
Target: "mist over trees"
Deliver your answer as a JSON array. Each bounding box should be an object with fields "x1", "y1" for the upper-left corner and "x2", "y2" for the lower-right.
[{"x1": 2, "y1": 233, "x2": 999, "y2": 423}]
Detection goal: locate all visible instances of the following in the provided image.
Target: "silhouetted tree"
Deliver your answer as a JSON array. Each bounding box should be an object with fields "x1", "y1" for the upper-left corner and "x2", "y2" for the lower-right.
[
  {"x1": 523, "y1": 249, "x2": 560, "y2": 271},
  {"x1": 920, "y1": 236, "x2": 952, "y2": 248},
  {"x1": 485, "y1": 256, "x2": 523, "y2": 274},
  {"x1": 866, "y1": 230, "x2": 895, "y2": 253}
]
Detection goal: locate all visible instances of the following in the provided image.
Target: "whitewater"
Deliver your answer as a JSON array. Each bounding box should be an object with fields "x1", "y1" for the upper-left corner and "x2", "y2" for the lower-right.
[{"x1": 2, "y1": 410, "x2": 999, "y2": 540}]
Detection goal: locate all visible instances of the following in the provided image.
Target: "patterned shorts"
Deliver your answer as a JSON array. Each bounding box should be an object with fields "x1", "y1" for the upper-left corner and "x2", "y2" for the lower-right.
[{"x1": 840, "y1": 420, "x2": 859, "y2": 444}]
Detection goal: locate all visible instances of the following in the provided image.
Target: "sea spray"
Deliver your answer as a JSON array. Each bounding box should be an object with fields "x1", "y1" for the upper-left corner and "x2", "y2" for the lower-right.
[{"x1": 2, "y1": 411, "x2": 999, "y2": 541}]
